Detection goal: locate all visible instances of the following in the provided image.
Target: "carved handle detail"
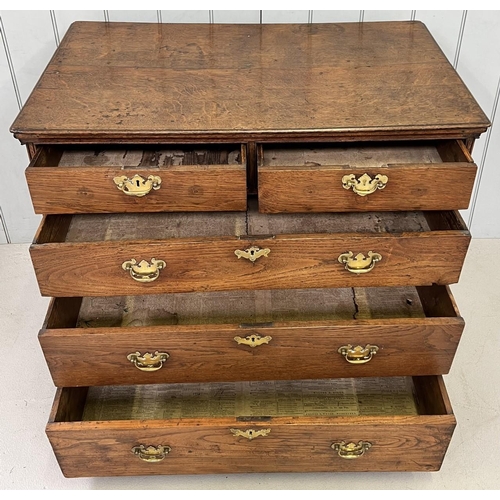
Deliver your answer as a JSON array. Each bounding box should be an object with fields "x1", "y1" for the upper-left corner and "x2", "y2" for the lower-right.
[
  {"x1": 230, "y1": 428, "x2": 271, "y2": 440},
  {"x1": 338, "y1": 251, "x2": 382, "y2": 274},
  {"x1": 338, "y1": 344, "x2": 379, "y2": 364},
  {"x1": 342, "y1": 173, "x2": 388, "y2": 196},
  {"x1": 113, "y1": 174, "x2": 162, "y2": 197},
  {"x1": 122, "y1": 258, "x2": 166, "y2": 282},
  {"x1": 235, "y1": 246, "x2": 271, "y2": 262},
  {"x1": 127, "y1": 351, "x2": 170, "y2": 372},
  {"x1": 331, "y1": 441, "x2": 372, "y2": 459},
  {"x1": 131, "y1": 444, "x2": 171, "y2": 462},
  {"x1": 234, "y1": 334, "x2": 272, "y2": 348}
]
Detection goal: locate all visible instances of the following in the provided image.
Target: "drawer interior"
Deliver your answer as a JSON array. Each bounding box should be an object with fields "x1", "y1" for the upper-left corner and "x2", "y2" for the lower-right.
[
  {"x1": 51, "y1": 376, "x2": 452, "y2": 423},
  {"x1": 32, "y1": 144, "x2": 246, "y2": 169},
  {"x1": 35, "y1": 204, "x2": 467, "y2": 244},
  {"x1": 259, "y1": 140, "x2": 472, "y2": 168},
  {"x1": 45, "y1": 285, "x2": 459, "y2": 329}
]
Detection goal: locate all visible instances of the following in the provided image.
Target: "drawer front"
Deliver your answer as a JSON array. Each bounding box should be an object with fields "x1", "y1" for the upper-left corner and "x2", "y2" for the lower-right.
[
  {"x1": 31, "y1": 231, "x2": 470, "y2": 297},
  {"x1": 258, "y1": 140, "x2": 476, "y2": 212},
  {"x1": 40, "y1": 286, "x2": 464, "y2": 387},
  {"x1": 47, "y1": 377, "x2": 456, "y2": 477},
  {"x1": 26, "y1": 145, "x2": 247, "y2": 213}
]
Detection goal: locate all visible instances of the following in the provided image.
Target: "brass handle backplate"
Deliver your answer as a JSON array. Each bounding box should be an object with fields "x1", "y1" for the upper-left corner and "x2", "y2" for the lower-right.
[
  {"x1": 338, "y1": 344, "x2": 379, "y2": 364},
  {"x1": 230, "y1": 428, "x2": 271, "y2": 440},
  {"x1": 131, "y1": 444, "x2": 171, "y2": 462},
  {"x1": 331, "y1": 441, "x2": 372, "y2": 459},
  {"x1": 113, "y1": 174, "x2": 162, "y2": 197},
  {"x1": 338, "y1": 251, "x2": 382, "y2": 274},
  {"x1": 127, "y1": 351, "x2": 170, "y2": 372},
  {"x1": 234, "y1": 334, "x2": 272, "y2": 347},
  {"x1": 342, "y1": 173, "x2": 388, "y2": 196},
  {"x1": 235, "y1": 246, "x2": 271, "y2": 262},
  {"x1": 122, "y1": 258, "x2": 166, "y2": 282}
]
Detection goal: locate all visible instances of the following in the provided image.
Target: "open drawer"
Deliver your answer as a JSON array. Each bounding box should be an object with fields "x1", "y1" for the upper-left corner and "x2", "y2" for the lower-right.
[
  {"x1": 30, "y1": 205, "x2": 470, "y2": 296},
  {"x1": 47, "y1": 376, "x2": 456, "y2": 477},
  {"x1": 258, "y1": 140, "x2": 476, "y2": 212},
  {"x1": 39, "y1": 285, "x2": 464, "y2": 387},
  {"x1": 26, "y1": 144, "x2": 247, "y2": 213}
]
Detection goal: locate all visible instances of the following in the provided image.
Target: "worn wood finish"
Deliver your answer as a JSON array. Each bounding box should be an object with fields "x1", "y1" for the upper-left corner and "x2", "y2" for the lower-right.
[
  {"x1": 258, "y1": 141, "x2": 477, "y2": 212},
  {"x1": 29, "y1": 208, "x2": 470, "y2": 296},
  {"x1": 11, "y1": 22, "x2": 489, "y2": 144},
  {"x1": 39, "y1": 286, "x2": 463, "y2": 387},
  {"x1": 45, "y1": 376, "x2": 456, "y2": 477},
  {"x1": 26, "y1": 145, "x2": 247, "y2": 214}
]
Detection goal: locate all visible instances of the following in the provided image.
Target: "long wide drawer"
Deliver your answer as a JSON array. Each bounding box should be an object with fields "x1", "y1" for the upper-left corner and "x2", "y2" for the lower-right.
[
  {"x1": 30, "y1": 206, "x2": 470, "y2": 296},
  {"x1": 26, "y1": 144, "x2": 247, "y2": 213},
  {"x1": 47, "y1": 376, "x2": 456, "y2": 477},
  {"x1": 258, "y1": 140, "x2": 476, "y2": 212},
  {"x1": 39, "y1": 286, "x2": 463, "y2": 387}
]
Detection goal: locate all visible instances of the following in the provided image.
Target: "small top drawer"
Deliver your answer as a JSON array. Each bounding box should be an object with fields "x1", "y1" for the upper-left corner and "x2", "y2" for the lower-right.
[
  {"x1": 258, "y1": 140, "x2": 476, "y2": 213},
  {"x1": 26, "y1": 144, "x2": 247, "y2": 214}
]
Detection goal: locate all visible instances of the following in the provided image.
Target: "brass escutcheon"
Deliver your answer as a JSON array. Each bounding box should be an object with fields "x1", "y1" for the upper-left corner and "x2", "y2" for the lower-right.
[
  {"x1": 230, "y1": 428, "x2": 271, "y2": 440},
  {"x1": 234, "y1": 334, "x2": 272, "y2": 348},
  {"x1": 338, "y1": 251, "x2": 382, "y2": 274},
  {"x1": 127, "y1": 351, "x2": 170, "y2": 372},
  {"x1": 131, "y1": 444, "x2": 171, "y2": 462},
  {"x1": 113, "y1": 174, "x2": 162, "y2": 197},
  {"x1": 122, "y1": 258, "x2": 166, "y2": 282},
  {"x1": 235, "y1": 246, "x2": 271, "y2": 262},
  {"x1": 331, "y1": 441, "x2": 372, "y2": 459},
  {"x1": 338, "y1": 344, "x2": 379, "y2": 364},
  {"x1": 342, "y1": 173, "x2": 388, "y2": 196}
]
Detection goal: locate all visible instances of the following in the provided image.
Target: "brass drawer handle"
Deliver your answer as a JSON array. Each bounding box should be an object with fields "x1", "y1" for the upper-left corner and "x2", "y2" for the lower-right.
[
  {"x1": 235, "y1": 246, "x2": 270, "y2": 262},
  {"x1": 122, "y1": 258, "x2": 166, "y2": 282},
  {"x1": 113, "y1": 174, "x2": 162, "y2": 197},
  {"x1": 332, "y1": 441, "x2": 372, "y2": 459},
  {"x1": 338, "y1": 251, "x2": 382, "y2": 274},
  {"x1": 131, "y1": 444, "x2": 171, "y2": 462},
  {"x1": 230, "y1": 428, "x2": 271, "y2": 440},
  {"x1": 338, "y1": 344, "x2": 379, "y2": 364},
  {"x1": 234, "y1": 334, "x2": 272, "y2": 347},
  {"x1": 342, "y1": 173, "x2": 388, "y2": 196},
  {"x1": 127, "y1": 351, "x2": 169, "y2": 371}
]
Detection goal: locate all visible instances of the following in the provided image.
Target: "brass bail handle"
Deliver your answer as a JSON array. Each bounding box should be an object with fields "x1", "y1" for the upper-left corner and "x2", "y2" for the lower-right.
[
  {"x1": 131, "y1": 444, "x2": 171, "y2": 462},
  {"x1": 122, "y1": 258, "x2": 166, "y2": 283},
  {"x1": 342, "y1": 173, "x2": 388, "y2": 196},
  {"x1": 338, "y1": 251, "x2": 382, "y2": 274},
  {"x1": 331, "y1": 441, "x2": 372, "y2": 459},
  {"x1": 113, "y1": 174, "x2": 162, "y2": 197},
  {"x1": 338, "y1": 344, "x2": 379, "y2": 364},
  {"x1": 127, "y1": 351, "x2": 170, "y2": 372}
]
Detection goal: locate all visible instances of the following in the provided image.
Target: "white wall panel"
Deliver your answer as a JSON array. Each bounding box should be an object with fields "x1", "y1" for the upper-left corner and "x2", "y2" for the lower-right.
[
  {"x1": 313, "y1": 11, "x2": 360, "y2": 23},
  {"x1": 161, "y1": 11, "x2": 209, "y2": 23},
  {"x1": 262, "y1": 11, "x2": 309, "y2": 23},
  {"x1": 363, "y1": 11, "x2": 412, "y2": 21},
  {"x1": 415, "y1": 11, "x2": 464, "y2": 63},
  {"x1": 213, "y1": 11, "x2": 260, "y2": 23},
  {"x1": 108, "y1": 11, "x2": 157, "y2": 23},
  {"x1": 55, "y1": 11, "x2": 104, "y2": 39}
]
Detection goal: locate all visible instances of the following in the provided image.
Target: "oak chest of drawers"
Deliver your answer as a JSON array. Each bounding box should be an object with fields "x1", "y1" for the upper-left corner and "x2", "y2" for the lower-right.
[{"x1": 11, "y1": 20, "x2": 489, "y2": 477}]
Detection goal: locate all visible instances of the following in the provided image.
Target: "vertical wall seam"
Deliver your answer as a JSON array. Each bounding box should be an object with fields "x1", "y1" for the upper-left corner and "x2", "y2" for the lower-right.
[
  {"x1": 359, "y1": 11, "x2": 364, "y2": 23},
  {"x1": 0, "y1": 15, "x2": 22, "y2": 109},
  {"x1": 260, "y1": 11, "x2": 263, "y2": 24},
  {"x1": 468, "y1": 74, "x2": 500, "y2": 230},
  {"x1": 453, "y1": 10, "x2": 467, "y2": 69},
  {"x1": 411, "y1": 11, "x2": 416, "y2": 21},
  {"x1": 209, "y1": 10, "x2": 214, "y2": 24},
  {"x1": 0, "y1": 206, "x2": 12, "y2": 244},
  {"x1": 50, "y1": 10, "x2": 60, "y2": 46},
  {"x1": 308, "y1": 11, "x2": 313, "y2": 24},
  {"x1": 103, "y1": 11, "x2": 110, "y2": 23},
  {"x1": 157, "y1": 11, "x2": 162, "y2": 23}
]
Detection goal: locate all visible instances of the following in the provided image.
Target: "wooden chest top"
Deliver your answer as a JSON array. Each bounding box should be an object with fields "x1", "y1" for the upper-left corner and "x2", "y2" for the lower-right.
[{"x1": 11, "y1": 21, "x2": 489, "y2": 143}]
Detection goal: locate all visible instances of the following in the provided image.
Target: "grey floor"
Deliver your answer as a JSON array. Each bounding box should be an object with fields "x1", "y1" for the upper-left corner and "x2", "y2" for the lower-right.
[{"x1": 1, "y1": 240, "x2": 499, "y2": 489}]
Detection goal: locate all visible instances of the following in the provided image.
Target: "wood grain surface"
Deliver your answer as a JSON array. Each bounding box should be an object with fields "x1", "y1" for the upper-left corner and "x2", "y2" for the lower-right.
[
  {"x1": 45, "y1": 376, "x2": 456, "y2": 477},
  {"x1": 11, "y1": 22, "x2": 489, "y2": 143},
  {"x1": 26, "y1": 145, "x2": 247, "y2": 214}
]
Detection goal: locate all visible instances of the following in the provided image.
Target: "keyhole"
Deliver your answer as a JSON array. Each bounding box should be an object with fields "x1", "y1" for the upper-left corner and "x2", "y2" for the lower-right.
[
  {"x1": 250, "y1": 250, "x2": 255, "y2": 255},
  {"x1": 136, "y1": 179, "x2": 141, "y2": 187},
  {"x1": 250, "y1": 336, "x2": 256, "y2": 342}
]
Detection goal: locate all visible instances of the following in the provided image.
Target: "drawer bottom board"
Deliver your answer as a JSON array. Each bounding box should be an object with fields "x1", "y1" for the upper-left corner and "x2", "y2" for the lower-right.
[{"x1": 47, "y1": 376, "x2": 455, "y2": 477}]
